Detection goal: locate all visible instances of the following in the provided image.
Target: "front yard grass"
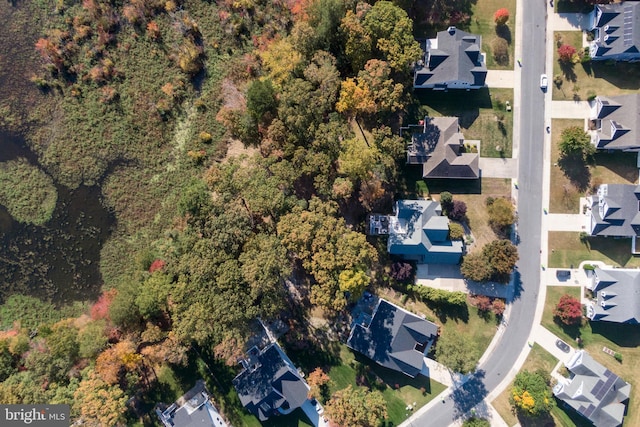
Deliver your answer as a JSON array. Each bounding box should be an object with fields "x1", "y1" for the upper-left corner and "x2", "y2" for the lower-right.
[
  {"x1": 382, "y1": 288, "x2": 499, "y2": 367},
  {"x1": 468, "y1": 0, "x2": 517, "y2": 70},
  {"x1": 417, "y1": 88, "x2": 514, "y2": 158},
  {"x1": 553, "y1": 31, "x2": 640, "y2": 101},
  {"x1": 492, "y1": 343, "x2": 558, "y2": 427},
  {"x1": 325, "y1": 344, "x2": 446, "y2": 426},
  {"x1": 548, "y1": 231, "x2": 640, "y2": 268},
  {"x1": 426, "y1": 178, "x2": 512, "y2": 250},
  {"x1": 549, "y1": 119, "x2": 637, "y2": 214},
  {"x1": 541, "y1": 287, "x2": 640, "y2": 427}
]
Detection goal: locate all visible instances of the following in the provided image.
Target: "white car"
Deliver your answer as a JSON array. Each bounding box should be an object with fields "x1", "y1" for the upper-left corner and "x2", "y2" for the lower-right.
[{"x1": 540, "y1": 74, "x2": 548, "y2": 90}]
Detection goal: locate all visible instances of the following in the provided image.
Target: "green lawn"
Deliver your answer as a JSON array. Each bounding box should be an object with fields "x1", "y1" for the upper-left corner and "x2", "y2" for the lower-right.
[
  {"x1": 541, "y1": 288, "x2": 640, "y2": 427},
  {"x1": 549, "y1": 119, "x2": 637, "y2": 214},
  {"x1": 548, "y1": 231, "x2": 640, "y2": 268},
  {"x1": 553, "y1": 31, "x2": 640, "y2": 101},
  {"x1": 468, "y1": 0, "x2": 517, "y2": 69},
  {"x1": 416, "y1": 88, "x2": 514, "y2": 158},
  {"x1": 323, "y1": 344, "x2": 446, "y2": 426},
  {"x1": 492, "y1": 343, "x2": 558, "y2": 427}
]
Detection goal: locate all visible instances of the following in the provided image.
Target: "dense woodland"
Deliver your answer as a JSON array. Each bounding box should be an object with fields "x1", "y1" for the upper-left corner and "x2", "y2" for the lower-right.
[{"x1": 0, "y1": 0, "x2": 495, "y2": 425}]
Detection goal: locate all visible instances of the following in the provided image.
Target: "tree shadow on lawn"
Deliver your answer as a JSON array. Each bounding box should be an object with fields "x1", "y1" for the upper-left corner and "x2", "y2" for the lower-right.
[
  {"x1": 430, "y1": 302, "x2": 470, "y2": 324},
  {"x1": 559, "y1": 62, "x2": 577, "y2": 83},
  {"x1": 558, "y1": 153, "x2": 590, "y2": 192},
  {"x1": 495, "y1": 24, "x2": 512, "y2": 44},
  {"x1": 515, "y1": 411, "x2": 556, "y2": 427},
  {"x1": 414, "y1": 87, "x2": 492, "y2": 119},
  {"x1": 592, "y1": 151, "x2": 639, "y2": 183}
]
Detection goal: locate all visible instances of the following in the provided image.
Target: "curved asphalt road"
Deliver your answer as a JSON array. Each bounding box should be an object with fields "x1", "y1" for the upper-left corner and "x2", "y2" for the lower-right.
[{"x1": 408, "y1": 2, "x2": 548, "y2": 426}]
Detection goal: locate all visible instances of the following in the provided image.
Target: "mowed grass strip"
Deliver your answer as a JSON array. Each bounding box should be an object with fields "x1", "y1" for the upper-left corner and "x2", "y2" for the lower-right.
[
  {"x1": 549, "y1": 119, "x2": 637, "y2": 214},
  {"x1": 548, "y1": 231, "x2": 640, "y2": 268},
  {"x1": 468, "y1": 0, "x2": 517, "y2": 70}
]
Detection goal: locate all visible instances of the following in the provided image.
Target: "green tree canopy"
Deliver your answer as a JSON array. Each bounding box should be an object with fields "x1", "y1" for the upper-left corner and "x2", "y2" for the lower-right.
[
  {"x1": 559, "y1": 126, "x2": 594, "y2": 160},
  {"x1": 488, "y1": 197, "x2": 516, "y2": 231},
  {"x1": 435, "y1": 332, "x2": 478, "y2": 374},
  {"x1": 510, "y1": 370, "x2": 554, "y2": 417},
  {"x1": 324, "y1": 385, "x2": 387, "y2": 427}
]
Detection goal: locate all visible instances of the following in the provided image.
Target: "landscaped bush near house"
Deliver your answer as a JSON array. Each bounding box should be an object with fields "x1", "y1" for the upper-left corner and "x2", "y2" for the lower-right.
[
  {"x1": 408, "y1": 285, "x2": 467, "y2": 307},
  {"x1": 449, "y1": 222, "x2": 465, "y2": 241},
  {"x1": 558, "y1": 44, "x2": 577, "y2": 63},
  {"x1": 554, "y1": 294, "x2": 583, "y2": 326},
  {"x1": 390, "y1": 262, "x2": 414, "y2": 284},
  {"x1": 494, "y1": 8, "x2": 510, "y2": 25},
  {"x1": 492, "y1": 37, "x2": 509, "y2": 65}
]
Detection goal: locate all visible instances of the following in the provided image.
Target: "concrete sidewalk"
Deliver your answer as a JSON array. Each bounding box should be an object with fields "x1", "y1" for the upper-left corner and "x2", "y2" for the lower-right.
[
  {"x1": 480, "y1": 157, "x2": 518, "y2": 179},
  {"x1": 485, "y1": 70, "x2": 515, "y2": 88},
  {"x1": 550, "y1": 100, "x2": 591, "y2": 119}
]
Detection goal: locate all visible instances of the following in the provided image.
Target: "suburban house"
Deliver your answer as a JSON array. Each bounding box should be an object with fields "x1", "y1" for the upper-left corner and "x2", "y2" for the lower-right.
[
  {"x1": 553, "y1": 350, "x2": 631, "y2": 427},
  {"x1": 156, "y1": 380, "x2": 229, "y2": 427},
  {"x1": 413, "y1": 26, "x2": 487, "y2": 90},
  {"x1": 232, "y1": 343, "x2": 310, "y2": 422},
  {"x1": 590, "y1": 94, "x2": 640, "y2": 151},
  {"x1": 587, "y1": 183, "x2": 640, "y2": 253},
  {"x1": 347, "y1": 297, "x2": 439, "y2": 378},
  {"x1": 586, "y1": 267, "x2": 640, "y2": 324},
  {"x1": 589, "y1": 2, "x2": 640, "y2": 62},
  {"x1": 406, "y1": 116, "x2": 480, "y2": 179},
  {"x1": 387, "y1": 199, "x2": 464, "y2": 264}
]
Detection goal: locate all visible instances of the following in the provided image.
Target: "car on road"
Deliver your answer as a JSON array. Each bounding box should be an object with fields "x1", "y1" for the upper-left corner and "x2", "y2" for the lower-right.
[
  {"x1": 556, "y1": 339, "x2": 570, "y2": 353},
  {"x1": 540, "y1": 74, "x2": 548, "y2": 90}
]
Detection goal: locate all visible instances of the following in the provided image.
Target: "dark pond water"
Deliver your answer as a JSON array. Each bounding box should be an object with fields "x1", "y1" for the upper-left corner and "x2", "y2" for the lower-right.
[{"x1": 0, "y1": 130, "x2": 115, "y2": 305}]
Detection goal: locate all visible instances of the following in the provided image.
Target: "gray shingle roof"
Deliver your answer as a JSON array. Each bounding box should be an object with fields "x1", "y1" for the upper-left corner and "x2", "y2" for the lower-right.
[
  {"x1": 590, "y1": 2, "x2": 640, "y2": 61},
  {"x1": 347, "y1": 298, "x2": 439, "y2": 378},
  {"x1": 387, "y1": 200, "x2": 464, "y2": 263},
  {"x1": 554, "y1": 350, "x2": 631, "y2": 427},
  {"x1": 590, "y1": 267, "x2": 640, "y2": 323},
  {"x1": 407, "y1": 117, "x2": 480, "y2": 179},
  {"x1": 157, "y1": 381, "x2": 228, "y2": 427},
  {"x1": 592, "y1": 95, "x2": 640, "y2": 151},
  {"x1": 589, "y1": 184, "x2": 640, "y2": 237},
  {"x1": 232, "y1": 344, "x2": 309, "y2": 421},
  {"x1": 414, "y1": 27, "x2": 487, "y2": 89}
]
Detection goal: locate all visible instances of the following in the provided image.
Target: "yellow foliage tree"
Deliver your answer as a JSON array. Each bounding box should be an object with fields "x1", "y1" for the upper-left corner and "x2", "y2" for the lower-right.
[{"x1": 259, "y1": 39, "x2": 302, "y2": 87}]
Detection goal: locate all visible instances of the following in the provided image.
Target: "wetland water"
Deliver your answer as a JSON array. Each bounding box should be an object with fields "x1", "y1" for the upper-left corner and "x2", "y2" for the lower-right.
[{"x1": 0, "y1": 130, "x2": 114, "y2": 305}]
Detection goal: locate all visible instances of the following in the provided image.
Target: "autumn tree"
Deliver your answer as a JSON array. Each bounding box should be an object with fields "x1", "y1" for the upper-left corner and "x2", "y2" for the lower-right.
[
  {"x1": 461, "y1": 252, "x2": 493, "y2": 282},
  {"x1": 340, "y1": 9, "x2": 372, "y2": 71},
  {"x1": 510, "y1": 370, "x2": 554, "y2": 417},
  {"x1": 554, "y1": 294, "x2": 583, "y2": 326},
  {"x1": 324, "y1": 385, "x2": 387, "y2": 427},
  {"x1": 449, "y1": 222, "x2": 465, "y2": 241},
  {"x1": 448, "y1": 200, "x2": 468, "y2": 222},
  {"x1": 74, "y1": 368, "x2": 127, "y2": 426},
  {"x1": 494, "y1": 8, "x2": 510, "y2": 25},
  {"x1": 307, "y1": 367, "x2": 331, "y2": 400},
  {"x1": 558, "y1": 44, "x2": 577, "y2": 63},
  {"x1": 390, "y1": 261, "x2": 413, "y2": 283},
  {"x1": 78, "y1": 319, "x2": 108, "y2": 359},
  {"x1": 259, "y1": 38, "x2": 303, "y2": 87},
  {"x1": 435, "y1": 332, "x2": 478, "y2": 374},
  {"x1": 488, "y1": 197, "x2": 516, "y2": 232},
  {"x1": 474, "y1": 295, "x2": 492, "y2": 312},
  {"x1": 492, "y1": 299, "x2": 506, "y2": 317},
  {"x1": 559, "y1": 126, "x2": 594, "y2": 160}
]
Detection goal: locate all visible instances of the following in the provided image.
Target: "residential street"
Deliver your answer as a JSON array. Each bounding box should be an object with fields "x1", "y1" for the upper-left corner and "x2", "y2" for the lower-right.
[{"x1": 401, "y1": 0, "x2": 548, "y2": 424}]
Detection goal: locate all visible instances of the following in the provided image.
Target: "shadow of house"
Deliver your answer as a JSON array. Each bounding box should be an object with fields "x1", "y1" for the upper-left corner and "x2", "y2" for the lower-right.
[
  {"x1": 156, "y1": 380, "x2": 229, "y2": 427},
  {"x1": 587, "y1": 183, "x2": 640, "y2": 253},
  {"x1": 585, "y1": 267, "x2": 640, "y2": 324},
  {"x1": 553, "y1": 350, "x2": 631, "y2": 427},
  {"x1": 407, "y1": 117, "x2": 480, "y2": 180},
  {"x1": 590, "y1": 95, "x2": 640, "y2": 151},
  {"x1": 414, "y1": 27, "x2": 487, "y2": 90},
  {"x1": 388, "y1": 199, "x2": 464, "y2": 264},
  {"x1": 346, "y1": 298, "x2": 439, "y2": 378},
  {"x1": 232, "y1": 343, "x2": 310, "y2": 422},
  {"x1": 588, "y1": 2, "x2": 640, "y2": 62}
]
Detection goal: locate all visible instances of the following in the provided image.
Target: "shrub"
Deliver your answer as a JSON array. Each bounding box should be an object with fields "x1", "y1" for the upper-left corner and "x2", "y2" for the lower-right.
[
  {"x1": 485, "y1": 196, "x2": 495, "y2": 206},
  {"x1": 390, "y1": 262, "x2": 413, "y2": 283},
  {"x1": 554, "y1": 294, "x2": 582, "y2": 326},
  {"x1": 492, "y1": 37, "x2": 509, "y2": 65},
  {"x1": 474, "y1": 295, "x2": 492, "y2": 312},
  {"x1": 449, "y1": 222, "x2": 465, "y2": 241},
  {"x1": 583, "y1": 263, "x2": 595, "y2": 271},
  {"x1": 492, "y1": 299, "x2": 506, "y2": 316},
  {"x1": 494, "y1": 8, "x2": 509, "y2": 25},
  {"x1": 558, "y1": 44, "x2": 577, "y2": 63},
  {"x1": 554, "y1": 74, "x2": 563, "y2": 87},
  {"x1": 409, "y1": 285, "x2": 467, "y2": 307},
  {"x1": 449, "y1": 200, "x2": 468, "y2": 222},
  {"x1": 440, "y1": 191, "x2": 453, "y2": 211},
  {"x1": 614, "y1": 352, "x2": 623, "y2": 363}
]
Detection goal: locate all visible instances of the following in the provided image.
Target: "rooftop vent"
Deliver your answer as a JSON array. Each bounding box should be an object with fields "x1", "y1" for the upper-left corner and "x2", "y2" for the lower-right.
[{"x1": 447, "y1": 26, "x2": 456, "y2": 35}]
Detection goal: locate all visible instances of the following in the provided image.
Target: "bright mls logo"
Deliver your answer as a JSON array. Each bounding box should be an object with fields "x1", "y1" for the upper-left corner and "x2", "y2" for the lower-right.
[{"x1": 1, "y1": 405, "x2": 69, "y2": 426}]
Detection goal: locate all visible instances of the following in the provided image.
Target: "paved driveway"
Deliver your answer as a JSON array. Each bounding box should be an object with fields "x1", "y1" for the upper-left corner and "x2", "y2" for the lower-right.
[
  {"x1": 546, "y1": 213, "x2": 588, "y2": 231},
  {"x1": 485, "y1": 70, "x2": 515, "y2": 88},
  {"x1": 551, "y1": 100, "x2": 591, "y2": 119},
  {"x1": 479, "y1": 157, "x2": 518, "y2": 179},
  {"x1": 551, "y1": 13, "x2": 590, "y2": 31},
  {"x1": 532, "y1": 324, "x2": 576, "y2": 363}
]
